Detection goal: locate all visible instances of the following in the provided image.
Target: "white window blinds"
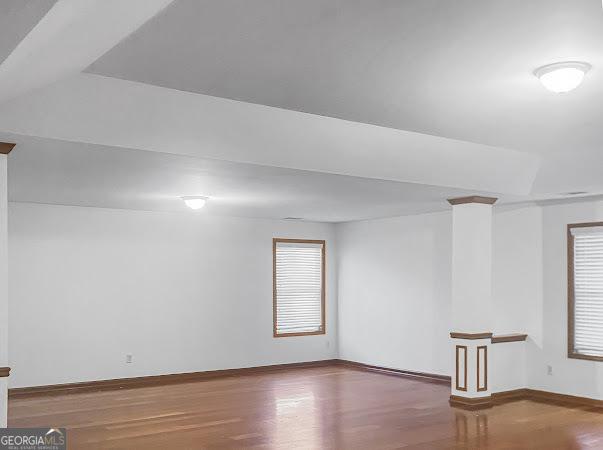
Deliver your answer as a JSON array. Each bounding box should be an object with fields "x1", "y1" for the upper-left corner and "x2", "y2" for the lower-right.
[
  {"x1": 571, "y1": 225, "x2": 603, "y2": 358},
  {"x1": 274, "y1": 240, "x2": 324, "y2": 336}
]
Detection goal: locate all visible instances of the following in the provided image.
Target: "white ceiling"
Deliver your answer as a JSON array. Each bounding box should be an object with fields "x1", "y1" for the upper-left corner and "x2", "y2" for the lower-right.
[
  {"x1": 0, "y1": 0, "x2": 55, "y2": 65},
  {"x1": 6, "y1": 135, "x2": 492, "y2": 222},
  {"x1": 0, "y1": 0, "x2": 601, "y2": 221},
  {"x1": 0, "y1": 0, "x2": 173, "y2": 102},
  {"x1": 88, "y1": 0, "x2": 603, "y2": 156}
]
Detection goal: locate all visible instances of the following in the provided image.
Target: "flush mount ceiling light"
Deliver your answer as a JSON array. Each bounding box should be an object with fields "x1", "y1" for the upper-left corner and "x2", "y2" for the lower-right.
[
  {"x1": 181, "y1": 196, "x2": 208, "y2": 210},
  {"x1": 534, "y1": 61, "x2": 591, "y2": 93}
]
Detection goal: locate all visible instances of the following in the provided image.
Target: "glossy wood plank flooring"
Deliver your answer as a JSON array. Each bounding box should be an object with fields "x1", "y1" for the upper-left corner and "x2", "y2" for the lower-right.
[{"x1": 8, "y1": 366, "x2": 603, "y2": 449}]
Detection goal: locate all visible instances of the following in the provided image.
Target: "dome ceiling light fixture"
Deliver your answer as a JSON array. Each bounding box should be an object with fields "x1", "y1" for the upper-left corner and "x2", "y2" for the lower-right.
[
  {"x1": 181, "y1": 196, "x2": 208, "y2": 210},
  {"x1": 534, "y1": 61, "x2": 591, "y2": 93}
]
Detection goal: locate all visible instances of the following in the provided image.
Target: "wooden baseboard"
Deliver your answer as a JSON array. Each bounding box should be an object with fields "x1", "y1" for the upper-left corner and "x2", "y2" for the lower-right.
[
  {"x1": 451, "y1": 388, "x2": 602, "y2": 411},
  {"x1": 335, "y1": 359, "x2": 451, "y2": 385},
  {"x1": 10, "y1": 359, "x2": 602, "y2": 411},
  {"x1": 492, "y1": 388, "x2": 529, "y2": 403},
  {"x1": 8, "y1": 359, "x2": 337, "y2": 398},
  {"x1": 492, "y1": 388, "x2": 602, "y2": 409},
  {"x1": 9, "y1": 359, "x2": 450, "y2": 398},
  {"x1": 525, "y1": 389, "x2": 603, "y2": 409},
  {"x1": 449, "y1": 394, "x2": 493, "y2": 409}
]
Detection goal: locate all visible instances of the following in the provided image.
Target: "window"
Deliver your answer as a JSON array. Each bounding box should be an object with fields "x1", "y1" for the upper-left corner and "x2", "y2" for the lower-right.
[
  {"x1": 568, "y1": 222, "x2": 603, "y2": 361},
  {"x1": 273, "y1": 238, "x2": 325, "y2": 337}
]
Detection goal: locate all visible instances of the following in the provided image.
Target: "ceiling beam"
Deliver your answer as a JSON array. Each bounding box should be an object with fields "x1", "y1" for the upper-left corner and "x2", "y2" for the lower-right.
[
  {"x1": 0, "y1": 0, "x2": 174, "y2": 103},
  {"x1": 0, "y1": 74, "x2": 541, "y2": 195}
]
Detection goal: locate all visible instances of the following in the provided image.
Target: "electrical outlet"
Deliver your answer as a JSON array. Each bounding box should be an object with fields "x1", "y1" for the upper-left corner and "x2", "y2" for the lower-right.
[
  {"x1": 326, "y1": 340, "x2": 330, "y2": 348},
  {"x1": 126, "y1": 354, "x2": 133, "y2": 364},
  {"x1": 547, "y1": 365, "x2": 553, "y2": 375}
]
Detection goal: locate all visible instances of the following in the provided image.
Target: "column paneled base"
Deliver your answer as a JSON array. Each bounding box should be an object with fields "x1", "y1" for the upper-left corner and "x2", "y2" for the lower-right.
[{"x1": 450, "y1": 332, "x2": 491, "y2": 410}]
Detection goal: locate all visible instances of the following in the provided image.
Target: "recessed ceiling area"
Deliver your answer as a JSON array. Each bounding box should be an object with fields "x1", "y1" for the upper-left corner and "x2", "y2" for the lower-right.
[
  {"x1": 88, "y1": 0, "x2": 603, "y2": 156},
  {"x1": 7, "y1": 135, "x2": 497, "y2": 222},
  {"x1": 0, "y1": 0, "x2": 55, "y2": 65},
  {"x1": 0, "y1": 0, "x2": 602, "y2": 221}
]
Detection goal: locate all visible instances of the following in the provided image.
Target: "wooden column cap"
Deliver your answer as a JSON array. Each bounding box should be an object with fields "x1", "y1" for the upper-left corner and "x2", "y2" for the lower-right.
[
  {"x1": 447, "y1": 196, "x2": 497, "y2": 205},
  {"x1": 0, "y1": 142, "x2": 16, "y2": 154}
]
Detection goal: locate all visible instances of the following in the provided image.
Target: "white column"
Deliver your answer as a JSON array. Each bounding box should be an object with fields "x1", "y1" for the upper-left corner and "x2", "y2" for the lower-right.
[
  {"x1": 0, "y1": 153, "x2": 8, "y2": 426},
  {"x1": 448, "y1": 196, "x2": 496, "y2": 408}
]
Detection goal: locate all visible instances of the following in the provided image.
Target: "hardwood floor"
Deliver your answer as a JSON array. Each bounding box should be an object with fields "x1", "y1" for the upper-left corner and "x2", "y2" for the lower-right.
[{"x1": 8, "y1": 365, "x2": 603, "y2": 449}]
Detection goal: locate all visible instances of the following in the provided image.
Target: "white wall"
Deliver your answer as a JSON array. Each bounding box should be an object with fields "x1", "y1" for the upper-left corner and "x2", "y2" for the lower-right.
[
  {"x1": 336, "y1": 212, "x2": 452, "y2": 376},
  {"x1": 8, "y1": 202, "x2": 337, "y2": 388},
  {"x1": 9, "y1": 198, "x2": 603, "y2": 399},
  {"x1": 336, "y1": 200, "x2": 602, "y2": 399},
  {"x1": 335, "y1": 205, "x2": 543, "y2": 389},
  {"x1": 492, "y1": 205, "x2": 543, "y2": 340},
  {"x1": 526, "y1": 199, "x2": 603, "y2": 400},
  {"x1": 490, "y1": 342, "x2": 527, "y2": 393},
  {"x1": 490, "y1": 205, "x2": 542, "y2": 392}
]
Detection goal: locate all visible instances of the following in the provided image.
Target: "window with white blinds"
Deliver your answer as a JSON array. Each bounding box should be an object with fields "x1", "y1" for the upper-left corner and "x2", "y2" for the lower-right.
[
  {"x1": 569, "y1": 224, "x2": 603, "y2": 360},
  {"x1": 273, "y1": 239, "x2": 325, "y2": 337}
]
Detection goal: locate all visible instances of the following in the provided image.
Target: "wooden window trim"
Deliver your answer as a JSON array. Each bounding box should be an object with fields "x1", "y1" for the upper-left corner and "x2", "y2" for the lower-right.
[
  {"x1": 567, "y1": 222, "x2": 603, "y2": 362},
  {"x1": 273, "y1": 238, "x2": 326, "y2": 338}
]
